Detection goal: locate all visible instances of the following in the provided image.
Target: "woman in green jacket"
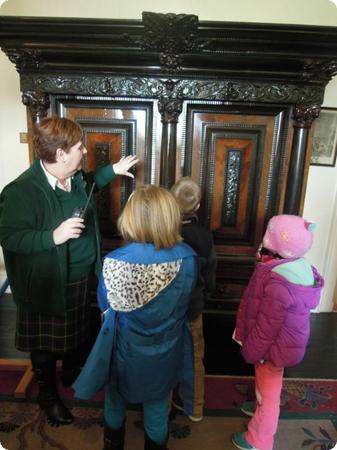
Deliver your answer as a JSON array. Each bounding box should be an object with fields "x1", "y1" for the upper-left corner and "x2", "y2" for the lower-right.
[{"x1": 0, "y1": 116, "x2": 137, "y2": 426}]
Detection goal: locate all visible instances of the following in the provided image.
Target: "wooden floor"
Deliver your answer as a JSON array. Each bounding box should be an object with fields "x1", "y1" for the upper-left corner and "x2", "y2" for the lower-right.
[
  {"x1": 203, "y1": 310, "x2": 337, "y2": 379},
  {"x1": 1, "y1": 293, "x2": 337, "y2": 379}
]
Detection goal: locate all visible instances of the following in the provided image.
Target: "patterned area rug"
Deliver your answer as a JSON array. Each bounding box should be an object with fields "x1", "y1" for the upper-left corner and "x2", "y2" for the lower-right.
[
  {"x1": 204, "y1": 375, "x2": 337, "y2": 415},
  {"x1": 0, "y1": 402, "x2": 337, "y2": 450},
  {"x1": 2, "y1": 372, "x2": 336, "y2": 415},
  {"x1": 0, "y1": 373, "x2": 337, "y2": 450}
]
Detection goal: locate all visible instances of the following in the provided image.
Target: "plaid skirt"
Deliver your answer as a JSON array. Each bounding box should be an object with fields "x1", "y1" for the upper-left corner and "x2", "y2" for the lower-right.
[{"x1": 15, "y1": 278, "x2": 91, "y2": 353}]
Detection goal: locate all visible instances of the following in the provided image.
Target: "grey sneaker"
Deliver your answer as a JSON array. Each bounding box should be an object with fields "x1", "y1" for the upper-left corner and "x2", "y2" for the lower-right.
[{"x1": 188, "y1": 414, "x2": 203, "y2": 422}]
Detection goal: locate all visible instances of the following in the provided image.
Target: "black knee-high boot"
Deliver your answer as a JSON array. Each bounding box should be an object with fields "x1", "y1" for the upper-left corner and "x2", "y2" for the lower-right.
[
  {"x1": 103, "y1": 420, "x2": 126, "y2": 450},
  {"x1": 31, "y1": 350, "x2": 74, "y2": 426},
  {"x1": 144, "y1": 433, "x2": 169, "y2": 450}
]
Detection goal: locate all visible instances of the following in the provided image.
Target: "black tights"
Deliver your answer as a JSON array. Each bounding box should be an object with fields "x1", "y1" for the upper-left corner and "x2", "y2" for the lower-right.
[{"x1": 31, "y1": 350, "x2": 56, "y2": 371}]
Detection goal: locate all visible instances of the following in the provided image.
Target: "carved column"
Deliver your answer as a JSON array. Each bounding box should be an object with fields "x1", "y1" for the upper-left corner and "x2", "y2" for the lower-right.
[
  {"x1": 22, "y1": 90, "x2": 50, "y2": 124},
  {"x1": 139, "y1": 12, "x2": 199, "y2": 188},
  {"x1": 284, "y1": 104, "x2": 321, "y2": 214},
  {"x1": 21, "y1": 91, "x2": 50, "y2": 162},
  {"x1": 158, "y1": 96, "x2": 183, "y2": 188}
]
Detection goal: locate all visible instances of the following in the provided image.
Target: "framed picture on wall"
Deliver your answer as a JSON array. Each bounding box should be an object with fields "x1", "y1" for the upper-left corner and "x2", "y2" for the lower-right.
[{"x1": 311, "y1": 108, "x2": 337, "y2": 167}]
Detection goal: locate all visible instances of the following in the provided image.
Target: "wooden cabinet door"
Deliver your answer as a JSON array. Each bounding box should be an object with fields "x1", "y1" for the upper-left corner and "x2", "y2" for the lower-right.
[
  {"x1": 53, "y1": 96, "x2": 161, "y2": 248},
  {"x1": 179, "y1": 103, "x2": 293, "y2": 309}
]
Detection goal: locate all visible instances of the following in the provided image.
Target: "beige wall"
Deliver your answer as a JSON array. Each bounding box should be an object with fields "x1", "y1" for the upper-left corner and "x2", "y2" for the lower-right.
[
  {"x1": 1, "y1": 0, "x2": 337, "y2": 310},
  {"x1": 303, "y1": 78, "x2": 337, "y2": 311}
]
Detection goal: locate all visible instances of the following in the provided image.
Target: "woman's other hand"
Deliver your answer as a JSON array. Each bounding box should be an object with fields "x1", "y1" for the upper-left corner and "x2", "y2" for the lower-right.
[
  {"x1": 53, "y1": 218, "x2": 85, "y2": 245},
  {"x1": 112, "y1": 155, "x2": 139, "y2": 178}
]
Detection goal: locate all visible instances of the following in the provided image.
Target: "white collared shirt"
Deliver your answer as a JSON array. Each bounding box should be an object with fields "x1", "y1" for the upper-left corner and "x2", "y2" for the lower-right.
[{"x1": 40, "y1": 160, "x2": 71, "y2": 192}]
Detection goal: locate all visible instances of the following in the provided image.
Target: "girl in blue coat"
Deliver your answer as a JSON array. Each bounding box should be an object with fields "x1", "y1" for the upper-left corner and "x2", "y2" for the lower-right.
[{"x1": 73, "y1": 185, "x2": 197, "y2": 450}]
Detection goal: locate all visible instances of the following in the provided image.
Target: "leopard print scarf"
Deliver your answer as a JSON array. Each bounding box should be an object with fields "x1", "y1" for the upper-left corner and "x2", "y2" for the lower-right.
[{"x1": 103, "y1": 258, "x2": 182, "y2": 311}]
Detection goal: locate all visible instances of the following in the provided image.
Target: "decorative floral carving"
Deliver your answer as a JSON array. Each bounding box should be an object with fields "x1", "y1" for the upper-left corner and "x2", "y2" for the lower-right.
[
  {"x1": 2, "y1": 47, "x2": 43, "y2": 71},
  {"x1": 122, "y1": 12, "x2": 209, "y2": 72},
  {"x1": 177, "y1": 80, "x2": 324, "y2": 104},
  {"x1": 21, "y1": 90, "x2": 50, "y2": 119},
  {"x1": 164, "y1": 79, "x2": 179, "y2": 92},
  {"x1": 159, "y1": 53, "x2": 183, "y2": 72},
  {"x1": 20, "y1": 74, "x2": 325, "y2": 106},
  {"x1": 94, "y1": 142, "x2": 111, "y2": 220},
  {"x1": 302, "y1": 59, "x2": 337, "y2": 81},
  {"x1": 292, "y1": 104, "x2": 321, "y2": 127},
  {"x1": 158, "y1": 97, "x2": 183, "y2": 123},
  {"x1": 223, "y1": 150, "x2": 242, "y2": 226},
  {"x1": 140, "y1": 12, "x2": 199, "y2": 54},
  {"x1": 21, "y1": 75, "x2": 166, "y2": 98}
]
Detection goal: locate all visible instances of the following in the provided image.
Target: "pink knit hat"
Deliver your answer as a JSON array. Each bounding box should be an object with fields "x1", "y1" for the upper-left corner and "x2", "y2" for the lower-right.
[{"x1": 262, "y1": 214, "x2": 315, "y2": 258}]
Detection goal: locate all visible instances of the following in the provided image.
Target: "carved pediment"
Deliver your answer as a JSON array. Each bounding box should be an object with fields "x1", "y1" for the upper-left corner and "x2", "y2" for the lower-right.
[{"x1": 0, "y1": 13, "x2": 336, "y2": 88}]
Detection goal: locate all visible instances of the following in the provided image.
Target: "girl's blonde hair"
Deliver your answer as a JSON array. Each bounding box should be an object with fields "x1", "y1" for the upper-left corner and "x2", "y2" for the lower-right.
[{"x1": 118, "y1": 185, "x2": 182, "y2": 249}]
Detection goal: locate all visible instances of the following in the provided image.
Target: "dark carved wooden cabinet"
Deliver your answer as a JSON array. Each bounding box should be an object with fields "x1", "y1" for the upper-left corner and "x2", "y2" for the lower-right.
[{"x1": 1, "y1": 13, "x2": 337, "y2": 329}]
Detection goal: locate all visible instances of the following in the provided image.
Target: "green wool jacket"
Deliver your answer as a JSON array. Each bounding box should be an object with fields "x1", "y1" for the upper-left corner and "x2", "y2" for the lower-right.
[{"x1": 0, "y1": 159, "x2": 115, "y2": 315}]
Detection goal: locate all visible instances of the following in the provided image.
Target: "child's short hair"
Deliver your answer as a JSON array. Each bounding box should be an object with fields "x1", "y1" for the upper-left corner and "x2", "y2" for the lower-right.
[
  {"x1": 118, "y1": 185, "x2": 182, "y2": 249},
  {"x1": 170, "y1": 177, "x2": 201, "y2": 215}
]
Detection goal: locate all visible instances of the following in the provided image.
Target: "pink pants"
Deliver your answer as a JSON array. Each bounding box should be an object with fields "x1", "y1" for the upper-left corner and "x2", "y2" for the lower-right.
[{"x1": 245, "y1": 362, "x2": 284, "y2": 450}]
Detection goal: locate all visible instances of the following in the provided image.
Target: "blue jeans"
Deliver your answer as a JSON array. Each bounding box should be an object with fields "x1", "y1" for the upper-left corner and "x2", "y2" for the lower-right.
[{"x1": 104, "y1": 384, "x2": 169, "y2": 445}]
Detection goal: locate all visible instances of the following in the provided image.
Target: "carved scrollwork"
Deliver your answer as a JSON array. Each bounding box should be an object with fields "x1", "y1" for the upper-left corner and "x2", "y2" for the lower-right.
[
  {"x1": 21, "y1": 91, "x2": 50, "y2": 120},
  {"x1": 158, "y1": 97, "x2": 183, "y2": 123},
  {"x1": 20, "y1": 74, "x2": 325, "y2": 106},
  {"x1": 2, "y1": 47, "x2": 43, "y2": 71},
  {"x1": 302, "y1": 59, "x2": 337, "y2": 81},
  {"x1": 292, "y1": 104, "x2": 321, "y2": 128},
  {"x1": 21, "y1": 75, "x2": 166, "y2": 97},
  {"x1": 177, "y1": 80, "x2": 324, "y2": 104}
]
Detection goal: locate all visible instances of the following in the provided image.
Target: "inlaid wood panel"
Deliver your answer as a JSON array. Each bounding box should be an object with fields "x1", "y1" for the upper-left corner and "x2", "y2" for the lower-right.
[
  {"x1": 53, "y1": 97, "x2": 160, "y2": 246},
  {"x1": 181, "y1": 104, "x2": 292, "y2": 256},
  {"x1": 86, "y1": 132, "x2": 122, "y2": 237},
  {"x1": 179, "y1": 103, "x2": 293, "y2": 309}
]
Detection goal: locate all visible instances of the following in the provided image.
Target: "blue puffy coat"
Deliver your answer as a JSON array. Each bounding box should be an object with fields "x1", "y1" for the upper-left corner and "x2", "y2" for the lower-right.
[{"x1": 73, "y1": 242, "x2": 197, "y2": 413}]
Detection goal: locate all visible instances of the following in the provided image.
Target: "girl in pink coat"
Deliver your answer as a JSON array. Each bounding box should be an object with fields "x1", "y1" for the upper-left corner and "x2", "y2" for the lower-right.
[{"x1": 232, "y1": 215, "x2": 324, "y2": 450}]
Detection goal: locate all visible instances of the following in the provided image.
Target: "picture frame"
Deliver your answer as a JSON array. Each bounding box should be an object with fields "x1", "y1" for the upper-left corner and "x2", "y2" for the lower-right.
[{"x1": 310, "y1": 107, "x2": 337, "y2": 167}]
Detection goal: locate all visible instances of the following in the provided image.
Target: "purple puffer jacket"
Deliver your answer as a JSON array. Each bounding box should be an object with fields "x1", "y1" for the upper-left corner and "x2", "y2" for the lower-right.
[{"x1": 235, "y1": 258, "x2": 324, "y2": 368}]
